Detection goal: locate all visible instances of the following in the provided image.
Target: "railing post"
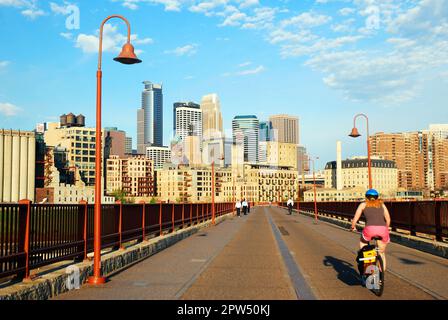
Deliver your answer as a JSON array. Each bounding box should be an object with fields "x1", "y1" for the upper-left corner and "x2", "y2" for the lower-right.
[
  {"x1": 18, "y1": 199, "x2": 32, "y2": 282},
  {"x1": 410, "y1": 202, "x2": 416, "y2": 237},
  {"x1": 435, "y1": 200, "x2": 443, "y2": 242},
  {"x1": 196, "y1": 203, "x2": 199, "y2": 224},
  {"x1": 182, "y1": 203, "x2": 185, "y2": 229},
  {"x1": 116, "y1": 200, "x2": 124, "y2": 250},
  {"x1": 201, "y1": 203, "x2": 204, "y2": 222},
  {"x1": 76, "y1": 200, "x2": 88, "y2": 261},
  {"x1": 171, "y1": 203, "x2": 175, "y2": 233},
  {"x1": 140, "y1": 201, "x2": 146, "y2": 242},
  {"x1": 159, "y1": 201, "x2": 163, "y2": 236}
]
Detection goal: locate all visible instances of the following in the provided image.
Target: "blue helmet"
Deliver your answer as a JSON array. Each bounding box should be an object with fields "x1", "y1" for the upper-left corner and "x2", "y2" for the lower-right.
[{"x1": 365, "y1": 189, "x2": 379, "y2": 199}]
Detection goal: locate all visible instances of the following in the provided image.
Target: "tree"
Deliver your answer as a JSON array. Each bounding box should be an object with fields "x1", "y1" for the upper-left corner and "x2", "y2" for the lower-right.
[{"x1": 111, "y1": 189, "x2": 133, "y2": 204}]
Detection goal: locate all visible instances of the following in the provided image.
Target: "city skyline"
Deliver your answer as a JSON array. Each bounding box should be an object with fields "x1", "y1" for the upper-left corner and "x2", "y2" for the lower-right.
[{"x1": 1, "y1": 0, "x2": 448, "y2": 169}]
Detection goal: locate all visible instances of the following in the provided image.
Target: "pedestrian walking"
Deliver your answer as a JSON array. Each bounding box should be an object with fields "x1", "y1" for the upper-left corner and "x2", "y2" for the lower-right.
[
  {"x1": 235, "y1": 200, "x2": 242, "y2": 217},
  {"x1": 287, "y1": 198, "x2": 294, "y2": 215},
  {"x1": 242, "y1": 199, "x2": 248, "y2": 215},
  {"x1": 247, "y1": 201, "x2": 251, "y2": 214}
]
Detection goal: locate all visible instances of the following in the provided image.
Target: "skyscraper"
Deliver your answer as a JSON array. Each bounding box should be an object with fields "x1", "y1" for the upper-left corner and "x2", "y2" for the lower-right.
[
  {"x1": 269, "y1": 114, "x2": 299, "y2": 144},
  {"x1": 173, "y1": 102, "x2": 202, "y2": 143},
  {"x1": 259, "y1": 121, "x2": 272, "y2": 142},
  {"x1": 232, "y1": 115, "x2": 259, "y2": 164},
  {"x1": 201, "y1": 94, "x2": 223, "y2": 140},
  {"x1": 137, "y1": 81, "x2": 163, "y2": 154}
]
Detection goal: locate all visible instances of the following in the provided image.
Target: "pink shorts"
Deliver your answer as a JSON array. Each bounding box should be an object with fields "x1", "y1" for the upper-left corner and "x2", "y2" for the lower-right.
[{"x1": 362, "y1": 226, "x2": 390, "y2": 244}]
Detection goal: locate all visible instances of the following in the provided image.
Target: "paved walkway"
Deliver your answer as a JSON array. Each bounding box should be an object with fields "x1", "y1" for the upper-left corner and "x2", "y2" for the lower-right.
[{"x1": 55, "y1": 206, "x2": 448, "y2": 300}]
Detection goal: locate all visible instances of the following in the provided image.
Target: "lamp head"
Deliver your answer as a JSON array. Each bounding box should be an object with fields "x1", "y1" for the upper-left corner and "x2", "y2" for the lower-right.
[
  {"x1": 349, "y1": 127, "x2": 361, "y2": 138},
  {"x1": 114, "y1": 43, "x2": 142, "y2": 65}
]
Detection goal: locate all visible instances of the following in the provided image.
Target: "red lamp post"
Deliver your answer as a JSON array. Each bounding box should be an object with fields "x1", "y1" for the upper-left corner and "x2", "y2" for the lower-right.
[
  {"x1": 349, "y1": 113, "x2": 372, "y2": 189},
  {"x1": 88, "y1": 15, "x2": 141, "y2": 285},
  {"x1": 212, "y1": 160, "x2": 215, "y2": 225},
  {"x1": 308, "y1": 156, "x2": 319, "y2": 223}
]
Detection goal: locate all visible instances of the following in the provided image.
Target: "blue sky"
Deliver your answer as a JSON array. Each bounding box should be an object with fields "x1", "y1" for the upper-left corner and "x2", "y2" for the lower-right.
[{"x1": 0, "y1": 0, "x2": 447, "y2": 169}]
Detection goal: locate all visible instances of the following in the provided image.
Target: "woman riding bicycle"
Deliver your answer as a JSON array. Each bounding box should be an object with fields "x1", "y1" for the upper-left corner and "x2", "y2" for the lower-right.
[{"x1": 351, "y1": 189, "x2": 391, "y2": 270}]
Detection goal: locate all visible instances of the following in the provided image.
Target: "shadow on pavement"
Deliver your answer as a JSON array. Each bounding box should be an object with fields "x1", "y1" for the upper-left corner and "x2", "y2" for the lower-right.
[{"x1": 323, "y1": 256, "x2": 361, "y2": 286}]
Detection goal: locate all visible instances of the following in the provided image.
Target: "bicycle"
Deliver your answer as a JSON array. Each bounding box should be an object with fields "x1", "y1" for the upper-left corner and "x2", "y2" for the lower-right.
[{"x1": 353, "y1": 231, "x2": 385, "y2": 297}]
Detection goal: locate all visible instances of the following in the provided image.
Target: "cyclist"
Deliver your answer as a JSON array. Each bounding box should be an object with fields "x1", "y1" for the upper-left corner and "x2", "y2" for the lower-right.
[
  {"x1": 351, "y1": 189, "x2": 391, "y2": 271},
  {"x1": 287, "y1": 198, "x2": 294, "y2": 215}
]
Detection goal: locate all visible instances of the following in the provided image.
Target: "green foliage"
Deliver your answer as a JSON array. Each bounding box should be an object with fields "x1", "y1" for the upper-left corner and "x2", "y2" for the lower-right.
[
  {"x1": 149, "y1": 197, "x2": 157, "y2": 204},
  {"x1": 111, "y1": 189, "x2": 134, "y2": 204}
]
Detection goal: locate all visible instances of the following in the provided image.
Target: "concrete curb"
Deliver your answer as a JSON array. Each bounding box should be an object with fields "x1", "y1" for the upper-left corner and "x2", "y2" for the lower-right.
[
  {"x1": 0, "y1": 213, "x2": 234, "y2": 300},
  {"x1": 289, "y1": 208, "x2": 448, "y2": 260}
]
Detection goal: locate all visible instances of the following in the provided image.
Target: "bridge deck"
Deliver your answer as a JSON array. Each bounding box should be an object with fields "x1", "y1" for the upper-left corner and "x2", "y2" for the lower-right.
[{"x1": 55, "y1": 206, "x2": 448, "y2": 300}]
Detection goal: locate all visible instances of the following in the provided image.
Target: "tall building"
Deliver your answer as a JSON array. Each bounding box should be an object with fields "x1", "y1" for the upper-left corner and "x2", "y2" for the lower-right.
[
  {"x1": 125, "y1": 136, "x2": 133, "y2": 155},
  {"x1": 105, "y1": 127, "x2": 126, "y2": 158},
  {"x1": 201, "y1": 94, "x2": 223, "y2": 140},
  {"x1": 145, "y1": 146, "x2": 171, "y2": 170},
  {"x1": 259, "y1": 121, "x2": 272, "y2": 142},
  {"x1": 370, "y1": 131, "x2": 428, "y2": 191},
  {"x1": 259, "y1": 141, "x2": 297, "y2": 169},
  {"x1": 0, "y1": 129, "x2": 36, "y2": 202},
  {"x1": 137, "y1": 81, "x2": 163, "y2": 153},
  {"x1": 173, "y1": 102, "x2": 202, "y2": 143},
  {"x1": 173, "y1": 102, "x2": 201, "y2": 135},
  {"x1": 184, "y1": 135, "x2": 202, "y2": 166},
  {"x1": 232, "y1": 115, "x2": 259, "y2": 164},
  {"x1": 269, "y1": 114, "x2": 299, "y2": 144},
  {"x1": 297, "y1": 145, "x2": 310, "y2": 174}
]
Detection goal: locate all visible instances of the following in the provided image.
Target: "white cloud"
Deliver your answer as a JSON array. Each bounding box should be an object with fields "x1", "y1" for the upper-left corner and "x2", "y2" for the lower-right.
[
  {"x1": 280, "y1": 35, "x2": 363, "y2": 58},
  {"x1": 0, "y1": 0, "x2": 27, "y2": 6},
  {"x1": 238, "y1": 61, "x2": 252, "y2": 67},
  {"x1": 238, "y1": 0, "x2": 259, "y2": 9},
  {"x1": 0, "y1": 102, "x2": 22, "y2": 116},
  {"x1": 237, "y1": 65, "x2": 265, "y2": 75},
  {"x1": 339, "y1": 7, "x2": 355, "y2": 16},
  {"x1": 219, "y1": 11, "x2": 247, "y2": 27},
  {"x1": 50, "y1": 2, "x2": 71, "y2": 15},
  {"x1": 268, "y1": 29, "x2": 317, "y2": 44},
  {"x1": 118, "y1": 0, "x2": 183, "y2": 11},
  {"x1": 164, "y1": 44, "x2": 198, "y2": 56},
  {"x1": 331, "y1": 18, "x2": 355, "y2": 33},
  {"x1": 20, "y1": 8, "x2": 45, "y2": 19},
  {"x1": 60, "y1": 32, "x2": 73, "y2": 40},
  {"x1": 0, "y1": 0, "x2": 46, "y2": 18},
  {"x1": 280, "y1": 11, "x2": 332, "y2": 29}
]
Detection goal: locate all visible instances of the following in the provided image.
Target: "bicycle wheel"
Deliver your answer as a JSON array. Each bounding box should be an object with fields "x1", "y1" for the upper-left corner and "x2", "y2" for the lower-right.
[{"x1": 372, "y1": 254, "x2": 385, "y2": 297}]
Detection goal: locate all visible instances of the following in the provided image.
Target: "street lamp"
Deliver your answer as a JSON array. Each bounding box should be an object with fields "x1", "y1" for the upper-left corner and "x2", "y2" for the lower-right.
[
  {"x1": 211, "y1": 154, "x2": 224, "y2": 225},
  {"x1": 88, "y1": 15, "x2": 141, "y2": 285},
  {"x1": 308, "y1": 156, "x2": 319, "y2": 223},
  {"x1": 349, "y1": 113, "x2": 372, "y2": 189},
  {"x1": 296, "y1": 158, "x2": 304, "y2": 214}
]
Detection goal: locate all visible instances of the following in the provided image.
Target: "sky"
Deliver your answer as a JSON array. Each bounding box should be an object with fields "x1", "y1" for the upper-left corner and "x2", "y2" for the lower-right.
[{"x1": 0, "y1": 0, "x2": 447, "y2": 170}]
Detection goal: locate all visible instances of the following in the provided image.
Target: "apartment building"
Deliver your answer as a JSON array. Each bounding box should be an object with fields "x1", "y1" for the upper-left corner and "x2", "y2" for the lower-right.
[
  {"x1": 44, "y1": 121, "x2": 104, "y2": 186},
  {"x1": 106, "y1": 155, "x2": 154, "y2": 197},
  {"x1": 324, "y1": 157, "x2": 398, "y2": 197}
]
